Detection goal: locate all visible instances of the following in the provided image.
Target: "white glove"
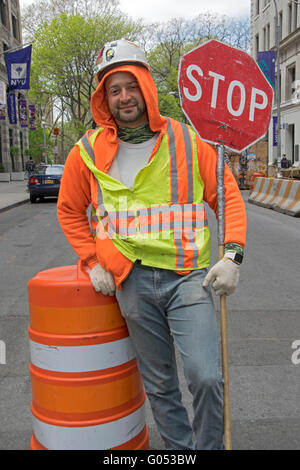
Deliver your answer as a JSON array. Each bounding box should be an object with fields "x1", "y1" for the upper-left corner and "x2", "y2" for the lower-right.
[
  {"x1": 88, "y1": 264, "x2": 116, "y2": 296},
  {"x1": 202, "y1": 258, "x2": 240, "y2": 296}
]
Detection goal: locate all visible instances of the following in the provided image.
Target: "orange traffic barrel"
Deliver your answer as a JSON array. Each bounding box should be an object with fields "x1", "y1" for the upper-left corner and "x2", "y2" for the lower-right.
[
  {"x1": 249, "y1": 171, "x2": 265, "y2": 193},
  {"x1": 27, "y1": 260, "x2": 149, "y2": 450}
]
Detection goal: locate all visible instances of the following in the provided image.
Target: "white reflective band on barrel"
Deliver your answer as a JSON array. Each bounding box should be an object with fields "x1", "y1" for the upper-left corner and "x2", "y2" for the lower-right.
[
  {"x1": 32, "y1": 403, "x2": 146, "y2": 450},
  {"x1": 29, "y1": 336, "x2": 135, "y2": 372}
]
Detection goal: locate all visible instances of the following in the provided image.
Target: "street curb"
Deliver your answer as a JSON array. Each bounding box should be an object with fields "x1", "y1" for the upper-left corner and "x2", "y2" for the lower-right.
[{"x1": 0, "y1": 198, "x2": 30, "y2": 214}]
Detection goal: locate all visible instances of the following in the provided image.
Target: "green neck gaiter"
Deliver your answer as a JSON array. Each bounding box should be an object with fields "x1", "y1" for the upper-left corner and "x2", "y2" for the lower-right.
[{"x1": 117, "y1": 123, "x2": 155, "y2": 144}]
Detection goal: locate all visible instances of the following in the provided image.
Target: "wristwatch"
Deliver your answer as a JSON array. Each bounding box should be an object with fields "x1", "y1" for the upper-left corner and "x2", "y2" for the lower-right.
[{"x1": 224, "y1": 251, "x2": 243, "y2": 265}]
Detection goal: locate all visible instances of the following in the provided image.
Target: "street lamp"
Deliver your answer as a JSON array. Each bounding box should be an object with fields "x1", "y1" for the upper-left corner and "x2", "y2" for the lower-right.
[{"x1": 273, "y1": 0, "x2": 281, "y2": 171}]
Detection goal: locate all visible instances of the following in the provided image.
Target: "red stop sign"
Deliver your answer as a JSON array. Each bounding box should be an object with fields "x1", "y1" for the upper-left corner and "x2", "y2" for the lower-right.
[{"x1": 178, "y1": 40, "x2": 274, "y2": 152}]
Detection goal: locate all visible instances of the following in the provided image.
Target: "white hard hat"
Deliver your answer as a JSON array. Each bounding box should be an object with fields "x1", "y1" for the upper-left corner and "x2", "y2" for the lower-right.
[{"x1": 94, "y1": 39, "x2": 151, "y2": 84}]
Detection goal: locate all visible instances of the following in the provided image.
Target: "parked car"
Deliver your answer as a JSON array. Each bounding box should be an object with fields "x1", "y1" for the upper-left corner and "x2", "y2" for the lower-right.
[{"x1": 27, "y1": 164, "x2": 64, "y2": 203}]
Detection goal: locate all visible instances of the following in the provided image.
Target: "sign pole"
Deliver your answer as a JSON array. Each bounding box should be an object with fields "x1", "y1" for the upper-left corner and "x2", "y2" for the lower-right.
[
  {"x1": 217, "y1": 143, "x2": 232, "y2": 451},
  {"x1": 178, "y1": 39, "x2": 274, "y2": 451}
]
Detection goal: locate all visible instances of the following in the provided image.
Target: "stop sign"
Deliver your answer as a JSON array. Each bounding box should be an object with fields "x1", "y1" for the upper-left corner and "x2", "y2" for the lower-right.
[{"x1": 178, "y1": 39, "x2": 274, "y2": 152}]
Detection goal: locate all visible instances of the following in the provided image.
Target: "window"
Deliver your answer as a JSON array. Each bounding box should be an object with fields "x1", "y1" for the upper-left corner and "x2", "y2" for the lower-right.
[
  {"x1": 0, "y1": 0, "x2": 6, "y2": 27},
  {"x1": 11, "y1": 14, "x2": 19, "y2": 41},
  {"x1": 35, "y1": 165, "x2": 64, "y2": 176},
  {"x1": 295, "y1": 145, "x2": 299, "y2": 162},
  {"x1": 279, "y1": 11, "x2": 283, "y2": 40},
  {"x1": 288, "y1": 3, "x2": 292, "y2": 34},
  {"x1": 263, "y1": 23, "x2": 270, "y2": 49},
  {"x1": 286, "y1": 63, "x2": 296, "y2": 100},
  {"x1": 275, "y1": 71, "x2": 281, "y2": 104},
  {"x1": 256, "y1": 0, "x2": 260, "y2": 16},
  {"x1": 255, "y1": 34, "x2": 259, "y2": 58}
]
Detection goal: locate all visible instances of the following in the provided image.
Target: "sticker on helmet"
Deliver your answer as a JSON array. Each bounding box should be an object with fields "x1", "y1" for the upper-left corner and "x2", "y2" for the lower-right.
[
  {"x1": 106, "y1": 49, "x2": 115, "y2": 61},
  {"x1": 96, "y1": 48, "x2": 104, "y2": 64}
]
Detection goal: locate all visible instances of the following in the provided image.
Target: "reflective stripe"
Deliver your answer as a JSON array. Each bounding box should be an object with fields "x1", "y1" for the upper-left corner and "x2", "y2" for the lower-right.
[
  {"x1": 81, "y1": 133, "x2": 95, "y2": 163},
  {"x1": 107, "y1": 210, "x2": 137, "y2": 236},
  {"x1": 32, "y1": 403, "x2": 146, "y2": 450},
  {"x1": 166, "y1": 118, "x2": 185, "y2": 267},
  {"x1": 166, "y1": 118, "x2": 179, "y2": 203},
  {"x1": 180, "y1": 123, "x2": 194, "y2": 203},
  {"x1": 29, "y1": 337, "x2": 135, "y2": 373},
  {"x1": 166, "y1": 119, "x2": 199, "y2": 269},
  {"x1": 138, "y1": 204, "x2": 207, "y2": 234}
]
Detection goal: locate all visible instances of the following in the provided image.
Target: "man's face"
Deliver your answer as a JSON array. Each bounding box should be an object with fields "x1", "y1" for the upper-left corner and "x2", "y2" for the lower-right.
[{"x1": 105, "y1": 71, "x2": 148, "y2": 128}]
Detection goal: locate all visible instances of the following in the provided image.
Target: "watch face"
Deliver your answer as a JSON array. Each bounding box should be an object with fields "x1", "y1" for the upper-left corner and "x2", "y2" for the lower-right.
[{"x1": 235, "y1": 253, "x2": 243, "y2": 264}]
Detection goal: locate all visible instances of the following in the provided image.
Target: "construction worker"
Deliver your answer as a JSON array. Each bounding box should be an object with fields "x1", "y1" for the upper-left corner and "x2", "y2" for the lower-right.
[{"x1": 57, "y1": 39, "x2": 247, "y2": 450}]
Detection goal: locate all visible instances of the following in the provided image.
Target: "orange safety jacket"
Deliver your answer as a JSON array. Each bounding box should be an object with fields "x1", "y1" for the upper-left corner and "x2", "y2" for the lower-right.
[
  {"x1": 76, "y1": 118, "x2": 211, "y2": 273},
  {"x1": 57, "y1": 64, "x2": 247, "y2": 288}
]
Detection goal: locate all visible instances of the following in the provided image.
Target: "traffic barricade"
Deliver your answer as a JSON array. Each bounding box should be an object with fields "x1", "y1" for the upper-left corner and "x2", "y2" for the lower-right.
[
  {"x1": 271, "y1": 179, "x2": 293, "y2": 213},
  {"x1": 252, "y1": 177, "x2": 274, "y2": 205},
  {"x1": 260, "y1": 178, "x2": 283, "y2": 209},
  {"x1": 249, "y1": 172, "x2": 265, "y2": 193},
  {"x1": 273, "y1": 179, "x2": 300, "y2": 216},
  {"x1": 27, "y1": 260, "x2": 149, "y2": 450},
  {"x1": 248, "y1": 177, "x2": 265, "y2": 203}
]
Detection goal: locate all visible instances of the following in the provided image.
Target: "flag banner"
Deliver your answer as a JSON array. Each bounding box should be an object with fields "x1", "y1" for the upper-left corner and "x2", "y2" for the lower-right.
[
  {"x1": 28, "y1": 104, "x2": 36, "y2": 130},
  {"x1": 257, "y1": 51, "x2": 275, "y2": 90},
  {"x1": 7, "y1": 93, "x2": 17, "y2": 124},
  {"x1": 0, "y1": 81, "x2": 6, "y2": 120},
  {"x1": 4, "y1": 45, "x2": 32, "y2": 90},
  {"x1": 273, "y1": 116, "x2": 278, "y2": 147},
  {"x1": 19, "y1": 99, "x2": 28, "y2": 127}
]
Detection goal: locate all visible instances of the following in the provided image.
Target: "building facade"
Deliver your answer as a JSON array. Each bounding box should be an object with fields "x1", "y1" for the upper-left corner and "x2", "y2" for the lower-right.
[
  {"x1": 251, "y1": 0, "x2": 300, "y2": 167},
  {"x1": 0, "y1": 0, "x2": 28, "y2": 173}
]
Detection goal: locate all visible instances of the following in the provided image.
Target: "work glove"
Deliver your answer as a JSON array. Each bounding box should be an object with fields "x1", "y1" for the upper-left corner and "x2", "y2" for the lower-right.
[
  {"x1": 88, "y1": 264, "x2": 116, "y2": 296},
  {"x1": 202, "y1": 258, "x2": 240, "y2": 296}
]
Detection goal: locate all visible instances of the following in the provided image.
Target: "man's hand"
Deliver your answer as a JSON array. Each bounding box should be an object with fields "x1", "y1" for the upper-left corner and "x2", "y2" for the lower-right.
[
  {"x1": 89, "y1": 264, "x2": 116, "y2": 296},
  {"x1": 202, "y1": 258, "x2": 240, "y2": 296}
]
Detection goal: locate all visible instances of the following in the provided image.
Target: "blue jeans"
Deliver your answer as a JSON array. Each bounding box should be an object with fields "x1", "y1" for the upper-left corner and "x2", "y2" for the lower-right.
[{"x1": 116, "y1": 263, "x2": 224, "y2": 450}]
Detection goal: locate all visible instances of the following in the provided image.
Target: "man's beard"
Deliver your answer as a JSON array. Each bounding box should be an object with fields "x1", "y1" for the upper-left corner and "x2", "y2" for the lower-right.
[{"x1": 113, "y1": 100, "x2": 146, "y2": 124}]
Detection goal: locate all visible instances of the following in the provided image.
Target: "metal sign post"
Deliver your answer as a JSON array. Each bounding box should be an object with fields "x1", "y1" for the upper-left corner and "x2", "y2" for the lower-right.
[
  {"x1": 178, "y1": 39, "x2": 274, "y2": 451},
  {"x1": 217, "y1": 143, "x2": 232, "y2": 450}
]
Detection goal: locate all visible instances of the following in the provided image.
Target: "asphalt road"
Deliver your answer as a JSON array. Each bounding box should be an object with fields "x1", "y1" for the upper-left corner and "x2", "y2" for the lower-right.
[{"x1": 0, "y1": 193, "x2": 299, "y2": 450}]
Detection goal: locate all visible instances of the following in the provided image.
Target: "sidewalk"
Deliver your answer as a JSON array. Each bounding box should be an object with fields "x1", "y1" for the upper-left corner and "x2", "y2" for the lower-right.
[{"x1": 0, "y1": 180, "x2": 29, "y2": 213}]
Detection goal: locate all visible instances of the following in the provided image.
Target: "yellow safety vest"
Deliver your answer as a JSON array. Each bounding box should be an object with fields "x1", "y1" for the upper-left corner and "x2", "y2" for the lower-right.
[{"x1": 76, "y1": 118, "x2": 211, "y2": 271}]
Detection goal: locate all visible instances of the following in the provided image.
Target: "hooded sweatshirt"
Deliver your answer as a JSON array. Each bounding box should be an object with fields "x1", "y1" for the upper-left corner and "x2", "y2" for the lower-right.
[{"x1": 57, "y1": 64, "x2": 246, "y2": 287}]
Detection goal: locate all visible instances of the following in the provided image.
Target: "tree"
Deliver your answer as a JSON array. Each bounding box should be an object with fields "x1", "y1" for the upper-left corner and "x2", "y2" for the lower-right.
[
  {"x1": 21, "y1": 0, "x2": 121, "y2": 41},
  {"x1": 145, "y1": 13, "x2": 250, "y2": 121},
  {"x1": 28, "y1": 12, "x2": 144, "y2": 146}
]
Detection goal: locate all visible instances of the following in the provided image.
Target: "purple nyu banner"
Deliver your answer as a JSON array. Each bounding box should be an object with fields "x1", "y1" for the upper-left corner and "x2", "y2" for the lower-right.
[
  {"x1": 257, "y1": 51, "x2": 275, "y2": 90},
  {"x1": 273, "y1": 116, "x2": 278, "y2": 147},
  {"x1": 4, "y1": 45, "x2": 32, "y2": 90},
  {"x1": 18, "y1": 100, "x2": 28, "y2": 128},
  {"x1": 7, "y1": 93, "x2": 17, "y2": 124},
  {"x1": 28, "y1": 104, "x2": 36, "y2": 130}
]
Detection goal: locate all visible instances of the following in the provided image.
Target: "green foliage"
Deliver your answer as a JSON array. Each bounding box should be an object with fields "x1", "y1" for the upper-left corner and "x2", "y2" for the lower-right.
[
  {"x1": 29, "y1": 12, "x2": 144, "y2": 143},
  {"x1": 27, "y1": 128, "x2": 52, "y2": 163},
  {"x1": 25, "y1": 6, "x2": 250, "y2": 146},
  {"x1": 10, "y1": 146, "x2": 21, "y2": 157}
]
